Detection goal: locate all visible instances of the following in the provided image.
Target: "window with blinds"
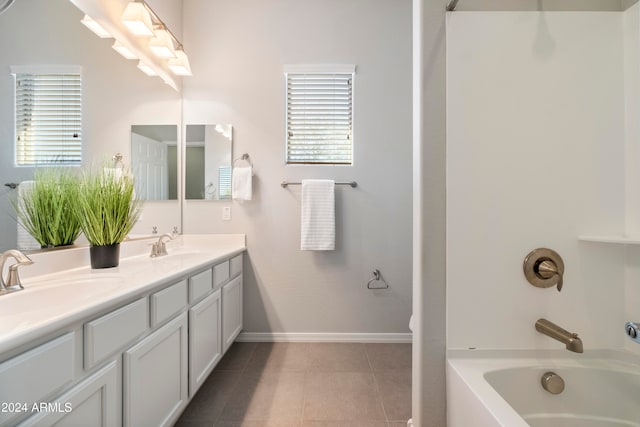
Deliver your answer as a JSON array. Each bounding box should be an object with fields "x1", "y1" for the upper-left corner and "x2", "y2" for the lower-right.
[
  {"x1": 218, "y1": 165, "x2": 232, "y2": 199},
  {"x1": 14, "y1": 72, "x2": 82, "y2": 166},
  {"x1": 285, "y1": 66, "x2": 354, "y2": 165}
]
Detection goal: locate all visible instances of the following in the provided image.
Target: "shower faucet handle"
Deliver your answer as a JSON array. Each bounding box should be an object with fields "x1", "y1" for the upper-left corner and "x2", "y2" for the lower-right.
[
  {"x1": 523, "y1": 248, "x2": 565, "y2": 292},
  {"x1": 536, "y1": 259, "x2": 563, "y2": 291}
]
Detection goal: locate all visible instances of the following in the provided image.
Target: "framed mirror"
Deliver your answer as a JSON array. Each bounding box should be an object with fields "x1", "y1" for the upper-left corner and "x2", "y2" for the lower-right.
[
  {"x1": 185, "y1": 124, "x2": 233, "y2": 200},
  {"x1": 131, "y1": 125, "x2": 179, "y2": 201}
]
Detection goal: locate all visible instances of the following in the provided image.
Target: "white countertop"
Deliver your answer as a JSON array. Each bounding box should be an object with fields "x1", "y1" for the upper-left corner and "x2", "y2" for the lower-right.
[{"x1": 0, "y1": 234, "x2": 246, "y2": 355}]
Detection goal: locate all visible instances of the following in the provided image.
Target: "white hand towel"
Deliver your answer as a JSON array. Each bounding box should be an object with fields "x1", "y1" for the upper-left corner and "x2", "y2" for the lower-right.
[
  {"x1": 301, "y1": 179, "x2": 335, "y2": 251},
  {"x1": 232, "y1": 166, "x2": 253, "y2": 201},
  {"x1": 17, "y1": 181, "x2": 40, "y2": 251}
]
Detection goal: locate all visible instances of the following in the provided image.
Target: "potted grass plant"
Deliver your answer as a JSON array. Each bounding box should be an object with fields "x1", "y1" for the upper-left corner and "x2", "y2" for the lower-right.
[
  {"x1": 74, "y1": 167, "x2": 142, "y2": 269},
  {"x1": 12, "y1": 167, "x2": 82, "y2": 248}
]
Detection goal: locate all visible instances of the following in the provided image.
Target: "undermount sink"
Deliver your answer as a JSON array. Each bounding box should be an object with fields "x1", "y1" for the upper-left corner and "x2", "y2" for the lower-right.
[
  {"x1": 0, "y1": 275, "x2": 127, "y2": 317},
  {"x1": 151, "y1": 247, "x2": 205, "y2": 261},
  {"x1": 25, "y1": 272, "x2": 124, "y2": 288}
]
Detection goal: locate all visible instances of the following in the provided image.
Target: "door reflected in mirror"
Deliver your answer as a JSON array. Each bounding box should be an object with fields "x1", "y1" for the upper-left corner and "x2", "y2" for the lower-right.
[
  {"x1": 131, "y1": 125, "x2": 178, "y2": 201},
  {"x1": 185, "y1": 124, "x2": 233, "y2": 200}
]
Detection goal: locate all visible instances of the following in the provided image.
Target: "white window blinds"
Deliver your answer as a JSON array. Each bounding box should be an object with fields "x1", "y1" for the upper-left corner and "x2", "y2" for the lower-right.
[
  {"x1": 285, "y1": 66, "x2": 355, "y2": 165},
  {"x1": 218, "y1": 165, "x2": 232, "y2": 199},
  {"x1": 14, "y1": 71, "x2": 82, "y2": 166}
]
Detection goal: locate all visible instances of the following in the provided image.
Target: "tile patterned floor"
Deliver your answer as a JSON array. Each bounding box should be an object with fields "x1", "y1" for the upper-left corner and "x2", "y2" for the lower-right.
[{"x1": 175, "y1": 342, "x2": 411, "y2": 427}]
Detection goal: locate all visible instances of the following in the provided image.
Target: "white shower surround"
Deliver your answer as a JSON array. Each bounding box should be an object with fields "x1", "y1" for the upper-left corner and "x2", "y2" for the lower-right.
[{"x1": 447, "y1": 10, "x2": 630, "y2": 351}]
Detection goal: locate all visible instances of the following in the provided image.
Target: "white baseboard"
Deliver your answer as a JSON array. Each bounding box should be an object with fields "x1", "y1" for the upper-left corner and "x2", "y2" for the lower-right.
[{"x1": 236, "y1": 332, "x2": 412, "y2": 343}]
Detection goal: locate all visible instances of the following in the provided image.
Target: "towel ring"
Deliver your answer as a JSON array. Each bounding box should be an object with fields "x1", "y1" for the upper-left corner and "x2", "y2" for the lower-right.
[
  {"x1": 233, "y1": 153, "x2": 253, "y2": 168},
  {"x1": 205, "y1": 182, "x2": 216, "y2": 196},
  {"x1": 112, "y1": 153, "x2": 125, "y2": 169},
  {"x1": 367, "y1": 269, "x2": 389, "y2": 290}
]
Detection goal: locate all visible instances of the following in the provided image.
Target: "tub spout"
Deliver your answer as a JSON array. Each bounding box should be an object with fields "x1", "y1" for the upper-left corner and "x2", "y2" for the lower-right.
[{"x1": 535, "y1": 318, "x2": 583, "y2": 353}]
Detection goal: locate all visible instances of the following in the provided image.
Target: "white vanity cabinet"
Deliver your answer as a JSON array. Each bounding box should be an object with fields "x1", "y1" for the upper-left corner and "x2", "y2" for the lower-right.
[
  {"x1": 0, "y1": 248, "x2": 244, "y2": 427},
  {"x1": 222, "y1": 275, "x2": 243, "y2": 353},
  {"x1": 188, "y1": 289, "x2": 222, "y2": 396},
  {"x1": 123, "y1": 312, "x2": 188, "y2": 427},
  {"x1": 0, "y1": 334, "x2": 76, "y2": 427},
  {"x1": 18, "y1": 360, "x2": 120, "y2": 427},
  {"x1": 222, "y1": 254, "x2": 243, "y2": 353}
]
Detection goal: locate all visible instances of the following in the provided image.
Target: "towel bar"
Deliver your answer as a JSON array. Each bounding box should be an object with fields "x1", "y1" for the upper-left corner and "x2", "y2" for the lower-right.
[{"x1": 280, "y1": 181, "x2": 357, "y2": 188}]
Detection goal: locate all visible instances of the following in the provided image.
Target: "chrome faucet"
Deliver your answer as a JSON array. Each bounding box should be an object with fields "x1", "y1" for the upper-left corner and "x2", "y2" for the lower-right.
[
  {"x1": 535, "y1": 318, "x2": 583, "y2": 353},
  {"x1": 0, "y1": 249, "x2": 34, "y2": 295},
  {"x1": 150, "y1": 233, "x2": 174, "y2": 258}
]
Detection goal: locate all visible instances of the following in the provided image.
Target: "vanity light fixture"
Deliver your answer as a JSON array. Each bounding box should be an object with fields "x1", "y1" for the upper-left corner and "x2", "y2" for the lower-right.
[
  {"x1": 80, "y1": 14, "x2": 111, "y2": 38},
  {"x1": 148, "y1": 27, "x2": 176, "y2": 59},
  {"x1": 121, "y1": 1, "x2": 154, "y2": 37},
  {"x1": 112, "y1": 40, "x2": 137, "y2": 60},
  {"x1": 168, "y1": 49, "x2": 192, "y2": 76},
  {"x1": 80, "y1": 0, "x2": 190, "y2": 86},
  {"x1": 137, "y1": 61, "x2": 157, "y2": 76},
  {"x1": 121, "y1": 0, "x2": 192, "y2": 78}
]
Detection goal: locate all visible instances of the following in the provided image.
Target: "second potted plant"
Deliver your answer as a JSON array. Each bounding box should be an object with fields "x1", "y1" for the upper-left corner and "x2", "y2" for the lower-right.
[
  {"x1": 12, "y1": 167, "x2": 81, "y2": 248},
  {"x1": 74, "y1": 167, "x2": 142, "y2": 269}
]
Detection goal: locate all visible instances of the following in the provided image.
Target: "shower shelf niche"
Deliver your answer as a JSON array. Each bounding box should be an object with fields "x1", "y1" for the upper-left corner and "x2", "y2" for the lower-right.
[{"x1": 578, "y1": 235, "x2": 640, "y2": 245}]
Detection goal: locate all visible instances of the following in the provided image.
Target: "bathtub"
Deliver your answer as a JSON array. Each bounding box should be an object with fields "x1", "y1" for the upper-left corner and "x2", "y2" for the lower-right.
[{"x1": 447, "y1": 349, "x2": 640, "y2": 427}]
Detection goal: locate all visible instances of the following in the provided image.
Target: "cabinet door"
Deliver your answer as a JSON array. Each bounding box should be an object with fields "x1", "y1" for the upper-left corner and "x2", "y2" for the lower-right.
[
  {"x1": 222, "y1": 275, "x2": 243, "y2": 353},
  {"x1": 18, "y1": 360, "x2": 119, "y2": 427},
  {"x1": 123, "y1": 313, "x2": 188, "y2": 427},
  {"x1": 189, "y1": 289, "x2": 222, "y2": 396},
  {"x1": 0, "y1": 333, "x2": 75, "y2": 426}
]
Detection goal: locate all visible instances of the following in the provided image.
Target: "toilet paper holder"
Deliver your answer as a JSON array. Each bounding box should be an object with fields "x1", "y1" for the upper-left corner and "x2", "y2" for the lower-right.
[{"x1": 367, "y1": 269, "x2": 389, "y2": 289}]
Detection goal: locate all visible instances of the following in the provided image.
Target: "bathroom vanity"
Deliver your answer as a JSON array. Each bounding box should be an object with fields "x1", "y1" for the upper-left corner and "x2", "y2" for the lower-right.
[{"x1": 0, "y1": 234, "x2": 245, "y2": 427}]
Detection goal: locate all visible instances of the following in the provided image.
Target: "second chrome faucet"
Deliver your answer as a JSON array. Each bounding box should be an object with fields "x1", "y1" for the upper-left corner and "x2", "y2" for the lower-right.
[
  {"x1": 150, "y1": 233, "x2": 174, "y2": 258},
  {"x1": 535, "y1": 318, "x2": 583, "y2": 353}
]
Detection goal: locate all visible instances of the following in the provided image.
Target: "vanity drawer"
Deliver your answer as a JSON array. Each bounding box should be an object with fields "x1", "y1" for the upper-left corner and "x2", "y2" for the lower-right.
[
  {"x1": 84, "y1": 297, "x2": 148, "y2": 369},
  {"x1": 230, "y1": 254, "x2": 243, "y2": 278},
  {"x1": 0, "y1": 333, "x2": 74, "y2": 425},
  {"x1": 189, "y1": 268, "x2": 213, "y2": 303},
  {"x1": 213, "y1": 260, "x2": 230, "y2": 288},
  {"x1": 150, "y1": 280, "x2": 188, "y2": 327}
]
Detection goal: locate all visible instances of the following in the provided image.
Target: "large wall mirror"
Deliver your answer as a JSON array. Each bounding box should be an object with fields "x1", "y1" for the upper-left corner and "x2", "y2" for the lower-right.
[
  {"x1": 0, "y1": 0, "x2": 183, "y2": 252},
  {"x1": 131, "y1": 125, "x2": 179, "y2": 201},
  {"x1": 185, "y1": 124, "x2": 233, "y2": 200}
]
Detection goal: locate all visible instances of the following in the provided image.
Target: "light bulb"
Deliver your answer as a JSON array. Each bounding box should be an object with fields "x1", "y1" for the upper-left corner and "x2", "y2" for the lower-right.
[
  {"x1": 121, "y1": 2, "x2": 154, "y2": 37},
  {"x1": 168, "y1": 50, "x2": 192, "y2": 76},
  {"x1": 81, "y1": 15, "x2": 111, "y2": 38},
  {"x1": 112, "y1": 40, "x2": 137, "y2": 60}
]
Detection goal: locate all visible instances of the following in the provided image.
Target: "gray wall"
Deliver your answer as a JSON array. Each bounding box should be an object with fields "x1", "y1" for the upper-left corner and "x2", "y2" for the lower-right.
[
  {"x1": 182, "y1": 0, "x2": 413, "y2": 335},
  {"x1": 185, "y1": 146, "x2": 205, "y2": 200},
  {"x1": 168, "y1": 146, "x2": 178, "y2": 200}
]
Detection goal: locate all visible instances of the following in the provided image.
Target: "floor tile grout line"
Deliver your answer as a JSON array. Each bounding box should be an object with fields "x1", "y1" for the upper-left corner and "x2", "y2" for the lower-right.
[
  {"x1": 211, "y1": 342, "x2": 258, "y2": 426},
  {"x1": 363, "y1": 342, "x2": 375, "y2": 372},
  {"x1": 300, "y1": 370, "x2": 308, "y2": 426},
  {"x1": 300, "y1": 343, "x2": 311, "y2": 426},
  {"x1": 375, "y1": 381, "x2": 392, "y2": 423},
  {"x1": 366, "y1": 343, "x2": 391, "y2": 423}
]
